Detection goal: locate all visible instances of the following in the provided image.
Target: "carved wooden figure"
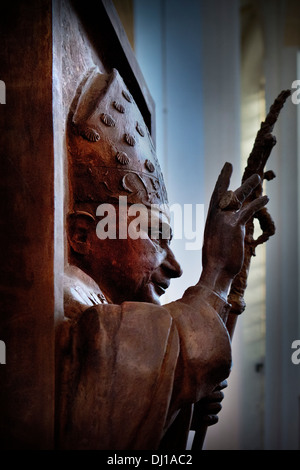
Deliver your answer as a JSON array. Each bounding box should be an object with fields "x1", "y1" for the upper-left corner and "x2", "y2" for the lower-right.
[{"x1": 54, "y1": 67, "x2": 272, "y2": 450}]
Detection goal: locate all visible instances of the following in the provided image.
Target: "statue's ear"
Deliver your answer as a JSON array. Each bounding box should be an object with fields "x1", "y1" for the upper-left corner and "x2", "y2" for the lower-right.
[{"x1": 66, "y1": 211, "x2": 96, "y2": 255}]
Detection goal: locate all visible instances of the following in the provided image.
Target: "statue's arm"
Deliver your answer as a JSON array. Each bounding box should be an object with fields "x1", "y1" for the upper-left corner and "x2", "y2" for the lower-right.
[
  {"x1": 163, "y1": 282, "x2": 232, "y2": 424},
  {"x1": 163, "y1": 162, "x2": 270, "y2": 423}
]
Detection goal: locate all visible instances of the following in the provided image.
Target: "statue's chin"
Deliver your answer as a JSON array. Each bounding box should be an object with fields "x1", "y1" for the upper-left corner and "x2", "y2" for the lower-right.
[
  {"x1": 123, "y1": 282, "x2": 162, "y2": 306},
  {"x1": 142, "y1": 282, "x2": 163, "y2": 305}
]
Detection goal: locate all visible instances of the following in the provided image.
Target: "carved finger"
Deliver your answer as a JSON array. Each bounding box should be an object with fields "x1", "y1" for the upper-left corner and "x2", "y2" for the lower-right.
[
  {"x1": 234, "y1": 174, "x2": 261, "y2": 204},
  {"x1": 238, "y1": 195, "x2": 269, "y2": 225},
  {"x1": 202, "y1": 390, "x2": 224, "y2": 404},
  {"x1": 214, "y1": 379, "x2": 228, "y2": 391},
  {"x1": 219, "y1": 190, "x2": 241, "y2": 211},
  {"x1": 209, "y1": 162, "x2": 233, "y2": 210},
  {"x1": 203, "y1": 414, "x2": 219, "y2": 426},
  {"x1": 219, "y1": 174, "x2": 261, "y2": 211}
]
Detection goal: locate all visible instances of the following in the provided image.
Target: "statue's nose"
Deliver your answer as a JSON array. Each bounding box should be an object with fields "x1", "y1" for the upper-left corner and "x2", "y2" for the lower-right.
[{"x1": 162, "y1": 248, "x2": 183, "y2": 279}]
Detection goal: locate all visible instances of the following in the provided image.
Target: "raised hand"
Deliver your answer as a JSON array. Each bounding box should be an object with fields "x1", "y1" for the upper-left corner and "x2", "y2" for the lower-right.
[{"x1": 200, "y1": 162, "x2": 269, "y2": 300}]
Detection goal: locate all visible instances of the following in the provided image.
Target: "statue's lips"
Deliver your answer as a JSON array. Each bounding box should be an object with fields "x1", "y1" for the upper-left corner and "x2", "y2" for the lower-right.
[{"x1": 151, "y1": 280, "x2": 170, "y2": 296}]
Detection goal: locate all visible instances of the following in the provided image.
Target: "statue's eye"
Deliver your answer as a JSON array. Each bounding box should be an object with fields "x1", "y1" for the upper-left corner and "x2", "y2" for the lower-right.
[
  {"x1": 148, "y1": 223, "x2": 172, "y2": 245},
  {"x1": 148, "y1": 229, "x2": 163, "y2": 240}
]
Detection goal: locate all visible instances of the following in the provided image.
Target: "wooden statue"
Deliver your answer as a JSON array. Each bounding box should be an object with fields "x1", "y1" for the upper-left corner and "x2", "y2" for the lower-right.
[{"x1": 55, "y1": 67, "x2": 272, "y2": 450}]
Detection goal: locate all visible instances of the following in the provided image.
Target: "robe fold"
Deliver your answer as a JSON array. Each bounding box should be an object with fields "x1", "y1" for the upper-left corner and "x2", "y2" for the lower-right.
[{"x1": 56, "y1": 267, "x2": 232, "y2": 450}]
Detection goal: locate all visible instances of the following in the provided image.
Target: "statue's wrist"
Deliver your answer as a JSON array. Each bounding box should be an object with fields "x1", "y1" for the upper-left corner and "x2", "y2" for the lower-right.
[
  {"x1": 183, "y1": 280, "x2": 232, "y2": 323},
  {"x1": 199, "y1": 267, "x2": 233, "y2": 302}
]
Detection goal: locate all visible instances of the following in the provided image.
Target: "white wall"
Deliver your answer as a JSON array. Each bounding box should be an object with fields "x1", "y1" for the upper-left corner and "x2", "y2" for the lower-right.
[
  {"x1": 134, "y1": 0, "x2": 205, "y2": 303},
  {"x1": 260, "y1": 0, "x2": 300, "y2": 450}
]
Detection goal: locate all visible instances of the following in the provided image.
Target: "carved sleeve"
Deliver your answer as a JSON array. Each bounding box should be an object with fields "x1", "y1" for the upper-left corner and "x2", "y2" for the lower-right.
[{"x1": 163, "y1": 283, "x2": 232, "y2": 424}]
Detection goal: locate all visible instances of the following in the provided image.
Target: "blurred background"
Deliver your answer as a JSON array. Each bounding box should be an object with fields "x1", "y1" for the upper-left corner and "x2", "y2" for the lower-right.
[{"x1": 113, "y1": 0, "x2": 300, "y2": 450}]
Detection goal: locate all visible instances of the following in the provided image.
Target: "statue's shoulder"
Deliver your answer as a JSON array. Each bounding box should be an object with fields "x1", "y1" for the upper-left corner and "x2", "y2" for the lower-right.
[{"x1": 63, "y1": 264, "x2": 107, "y2": 320}]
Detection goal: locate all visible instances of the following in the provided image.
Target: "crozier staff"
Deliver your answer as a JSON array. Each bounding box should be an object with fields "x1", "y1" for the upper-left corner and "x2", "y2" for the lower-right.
[
  {"x1": 192, "y1": 89, "x2": 291, "y2": 450},
  {"x1": 56, "y1": 68, "x2": 268, "y2": 450}
]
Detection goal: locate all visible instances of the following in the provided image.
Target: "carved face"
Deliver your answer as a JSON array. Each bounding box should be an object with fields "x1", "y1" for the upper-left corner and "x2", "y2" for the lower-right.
[
  {"x1": 68, "y1": 205, "x2": 182, "y2": 304},
  {"x1": 67, "y1": 69, "x2": 181, "y2": 303}
]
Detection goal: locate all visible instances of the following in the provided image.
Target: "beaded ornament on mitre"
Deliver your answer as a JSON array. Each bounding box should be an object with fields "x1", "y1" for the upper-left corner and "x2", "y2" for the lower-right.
[{"x1": 67, "y1": 68, "x2": 168, "y2": 210}]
